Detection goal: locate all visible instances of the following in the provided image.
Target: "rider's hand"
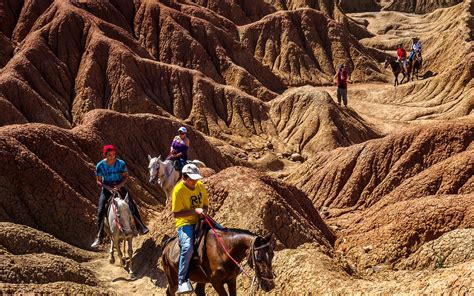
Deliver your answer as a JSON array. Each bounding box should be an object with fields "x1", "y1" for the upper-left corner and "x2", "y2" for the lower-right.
[
  {"x1": 104, "y1": 185, "x2": 114, "y2": 191},
  {"x1": 194, "y1": 208, "x2": 205, "y2": 216}
]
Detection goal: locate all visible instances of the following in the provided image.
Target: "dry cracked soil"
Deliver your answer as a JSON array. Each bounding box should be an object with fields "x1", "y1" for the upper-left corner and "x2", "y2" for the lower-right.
[{"x1": 0, "y1": 0, "x2": 472, "y2": 295}]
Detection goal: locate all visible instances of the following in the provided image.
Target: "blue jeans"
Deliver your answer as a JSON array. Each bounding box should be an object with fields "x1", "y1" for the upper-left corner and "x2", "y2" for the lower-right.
[
  {"x1": 337, "y1": 87, "x2": 348, "y2": 106},
  {"x1": 177, "y1": 224, "x2": 195, "y2": 284}
]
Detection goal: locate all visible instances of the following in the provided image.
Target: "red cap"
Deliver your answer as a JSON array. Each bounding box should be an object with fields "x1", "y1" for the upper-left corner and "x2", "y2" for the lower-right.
[{"x1": 102, "y1": 145, "x2": 116, "y2": 155}]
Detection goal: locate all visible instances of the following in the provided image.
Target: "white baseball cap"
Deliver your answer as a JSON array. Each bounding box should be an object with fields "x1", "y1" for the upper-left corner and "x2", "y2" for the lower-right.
[
  {"x1": 182, "y1": 164, "x2": 202, "y2": 180},
  {"x1": 178, "y1": 126, "x2": 188, "y2": 133}
]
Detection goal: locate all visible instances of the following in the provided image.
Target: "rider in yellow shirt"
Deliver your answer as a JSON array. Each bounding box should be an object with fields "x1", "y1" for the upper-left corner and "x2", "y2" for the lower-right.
[{"x1": 172, "y1": 163, "x2": 208, "y2": 294}]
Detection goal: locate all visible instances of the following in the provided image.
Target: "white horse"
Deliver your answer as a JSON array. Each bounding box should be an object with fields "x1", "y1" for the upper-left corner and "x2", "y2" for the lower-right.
[
  {"x1": 147, "y1": 155, "x2": 206, "y2": 204},
  {"x1": 104, "y1": 192, "x2": 137, "y2": 275}
]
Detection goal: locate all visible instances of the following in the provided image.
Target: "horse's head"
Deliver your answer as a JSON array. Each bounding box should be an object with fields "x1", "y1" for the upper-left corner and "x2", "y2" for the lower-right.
[
  {"x1": 415, "y1": 51, "x2": 422, "y2": 61},
  {"x1": 113, "y1": 193, "x2": 135, "y2": 236},
  {"x1": 248, "y1": 233, "x2": 275, "y2": 292},
  {"x1": 148, "y1": 154, "x2": 162, "y2": 184},
  {"x1": 384, "y1": 57, "x2": 391, "y2": 69}
]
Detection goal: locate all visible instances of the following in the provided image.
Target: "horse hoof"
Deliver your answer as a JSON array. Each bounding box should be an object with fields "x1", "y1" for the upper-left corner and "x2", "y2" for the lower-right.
[{"x1": 109, "y1": 257, "x2": 115, "y2": 264}]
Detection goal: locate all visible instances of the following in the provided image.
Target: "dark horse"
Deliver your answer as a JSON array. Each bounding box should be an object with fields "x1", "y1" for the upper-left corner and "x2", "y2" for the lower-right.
[
  {"x1": 162, "y1": 228, "x2": 275, "y2": 295},
  {"x1": 384, "y1": 57, "x2": 406, "y2": 86},
  {"x1": 408, "y1": 51, "x2": 423, "y2": 81}
]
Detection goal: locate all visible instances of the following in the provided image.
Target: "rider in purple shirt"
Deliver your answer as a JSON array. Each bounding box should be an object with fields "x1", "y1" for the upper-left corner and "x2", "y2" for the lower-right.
[{"x1": 168, "y1": 127, "x2": 190, "y2": 173}]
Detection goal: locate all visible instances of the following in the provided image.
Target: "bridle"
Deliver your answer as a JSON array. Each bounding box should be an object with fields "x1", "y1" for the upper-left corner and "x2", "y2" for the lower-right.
[
  {"x1": 150, "y1": 159, "x2": 165, "y2": 185},
  {"x1": 248, "y1": 236, "x2": 275, "y2": 290},
  {"x1": 110, "y1": 191, "x2": 123, "y2": 233},
  {"x1": 203, "y1": 215, "x2": 275, "y2": 292}
]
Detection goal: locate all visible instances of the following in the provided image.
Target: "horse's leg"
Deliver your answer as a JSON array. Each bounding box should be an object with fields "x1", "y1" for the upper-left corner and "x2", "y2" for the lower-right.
[
  {"x1": 227, "y1": 278, "x2": 237, "y2": 296},
  {"x1": 127, "y1": 237, "x2": 134, "y2": 275},
  {"x1": 109, "y1": 239, "x2": 115, "y2": 264},
  {"x1": 163, "y1": 247, "x2": 179, "y2": 296},
  {"x1": 165, "y1": 275, "x2": 178, "y2": 296},
  {"x1": 166, "y1": 285, "x2": 176, "y2": 296},
  {"x1": 195, "y1": 283, "x2": 206, "y2": 296},
  {"x1": 117, "y1": 239, "x2": 124, "y2": 267},
  {"x1": 210, "y1": 281, "x2": 228, "y2": 296}
]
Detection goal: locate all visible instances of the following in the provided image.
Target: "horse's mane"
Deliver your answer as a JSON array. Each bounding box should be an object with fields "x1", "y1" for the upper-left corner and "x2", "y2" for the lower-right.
[{"x1": 222, "y1": 228, "x2": 257, "y2": 237}]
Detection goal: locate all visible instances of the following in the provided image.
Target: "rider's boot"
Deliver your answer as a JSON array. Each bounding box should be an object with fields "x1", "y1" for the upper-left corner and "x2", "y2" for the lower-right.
[
  {"x1": 133, "y1": 215, "x2": 149, "y2": 235},
  {"x1": 177, "y1": 280, "x2": 193, "y2": 294},
  {"x1": 91, "y1": 221, "x2": 104, "y2": 248}
]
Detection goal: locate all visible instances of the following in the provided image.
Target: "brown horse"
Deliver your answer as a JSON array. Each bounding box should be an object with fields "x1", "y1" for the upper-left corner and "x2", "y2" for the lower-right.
[
  {"x1": 409, "y1": 51, "x2": 423, "y2": 81},
  {"x1": 162, "y1": 228, "x2": 275, "y2": 295},
  {"x1": 384, "y1": 57, "x2": 407, "y2": 86}
]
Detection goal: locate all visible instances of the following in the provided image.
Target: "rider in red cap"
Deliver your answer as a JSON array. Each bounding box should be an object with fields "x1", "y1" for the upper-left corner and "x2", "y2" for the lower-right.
[{"x1": 91, "y1": 145, "x2": 149, "y2": 248}]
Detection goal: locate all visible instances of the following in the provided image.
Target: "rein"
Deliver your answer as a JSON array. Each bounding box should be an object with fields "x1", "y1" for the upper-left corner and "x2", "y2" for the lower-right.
[
  {"x1": 203, "y1": 215, "x2": 275, "y2": 287},
  {"x1": 203, "y1": 216, "x2": 251, "y2": 278},
  {"x1": 110, "y1": 192, "x2": 123, "y2": 233},
  {"x1": 249, "y1": 238, "x2": 275, "y2": 282}
]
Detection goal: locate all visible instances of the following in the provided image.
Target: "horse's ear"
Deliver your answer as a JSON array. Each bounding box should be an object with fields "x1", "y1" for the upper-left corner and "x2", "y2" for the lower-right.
[
  {"x1": 148, "y1": 154, "x2": 152, "y2": 161},
  {"x1": 264, "y1": 233, "x2": 273, "y2": 242},
  {"x1": 124, "y1": 193, "x2": 129, "y2": 203},
  {"x1": 158, "y1": 154, "x2": 161, "y2": 160}
]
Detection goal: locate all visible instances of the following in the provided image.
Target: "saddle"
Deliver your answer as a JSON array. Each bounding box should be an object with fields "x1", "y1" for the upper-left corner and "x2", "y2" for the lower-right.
[
  {"x1": 166, "y1": 217, "x2": 226, "y2": 268},
  {"x1": 192, "y1": 219, "x2": 209, "y2": 266},
  {"x1": 192, "y1": 217, "x2": 226, "y2": 265}
]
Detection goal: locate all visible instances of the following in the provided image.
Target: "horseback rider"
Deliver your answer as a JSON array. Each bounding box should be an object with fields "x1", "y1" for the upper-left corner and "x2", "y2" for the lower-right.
[
  {"x1": 397, "y1": 44, "x2": 408, "y2": 72},
  {"x1": 168, "y1": 127, "x2": 190, "y2": 174},
  {"x1": 91, "y1": 145, "x2": 149, "y2": 248},
  {"x1": 172, "y1": 163, "x2": 208, "y2": 294},
  {"x1": 409, "y1": 37, "x2": 422, "y2": 61}
]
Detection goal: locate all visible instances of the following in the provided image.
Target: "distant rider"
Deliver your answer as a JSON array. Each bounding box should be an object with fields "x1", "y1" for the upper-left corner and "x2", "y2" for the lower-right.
[
  {"x1": 397, "y1": 44, "x2": 408, "y2": 72},
  {"x1": 168, "y1": 127, "x2": 190, "y2": 173},
  {"x1": 409, "y1": 37, "x2": 422, "y2": 61}
]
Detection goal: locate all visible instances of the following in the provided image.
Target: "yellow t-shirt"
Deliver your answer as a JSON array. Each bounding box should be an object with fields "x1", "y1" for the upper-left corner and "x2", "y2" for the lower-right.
[{"x1": 172, "y1": 180, "x2": 209, "y2": 228}]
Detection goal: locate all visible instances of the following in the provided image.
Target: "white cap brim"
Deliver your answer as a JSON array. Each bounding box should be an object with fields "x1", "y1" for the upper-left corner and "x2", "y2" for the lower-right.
[{"x1": 187, "y1": 173, "x2": 202, "y2": 180}]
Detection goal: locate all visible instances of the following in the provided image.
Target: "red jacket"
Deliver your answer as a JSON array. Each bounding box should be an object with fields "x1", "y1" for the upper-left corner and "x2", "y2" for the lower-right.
[
  {"x1": 397, "y1": 48, "x2": 407, "y2": 59},
  {"x1": 336, "y1": 70, "x2": 348, "y2": 88}
]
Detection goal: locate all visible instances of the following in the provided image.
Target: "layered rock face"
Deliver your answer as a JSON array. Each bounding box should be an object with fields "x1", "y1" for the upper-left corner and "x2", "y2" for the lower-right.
[{"x1": 0, "y1": 0, "x2": 472, "y2": 294}]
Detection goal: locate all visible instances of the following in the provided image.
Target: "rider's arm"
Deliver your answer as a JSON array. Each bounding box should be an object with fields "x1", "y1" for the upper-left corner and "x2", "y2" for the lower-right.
[
  {"x1": 115, "y1": 173, "x2": 128, "y2": 189},
  {"x1": 200, "y1": 184, "x2": 209, "y2": 215},
  {"x1": 95, "y1": 163, "x2": 111, "y2": 190},
  {"x1": 96, "y1": 176, "x2": 114, "y2": 191}
]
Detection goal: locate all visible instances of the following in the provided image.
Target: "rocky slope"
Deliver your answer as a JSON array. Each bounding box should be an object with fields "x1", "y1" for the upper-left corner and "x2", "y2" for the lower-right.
[
  {"x1": 0, "y1": 0, "x2": 472, "y2": 294},
  {"x1": 286, "y1": 121, "x2": 473, "y2": 211},
  {"x1": 384, "y1": 0, "x2": 464, "y2": 14}
]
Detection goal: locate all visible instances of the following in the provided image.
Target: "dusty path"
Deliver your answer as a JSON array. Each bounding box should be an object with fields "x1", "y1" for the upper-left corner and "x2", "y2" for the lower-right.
[{"x1": 83, "y1": 256, "x2": 164, "y2": 295}]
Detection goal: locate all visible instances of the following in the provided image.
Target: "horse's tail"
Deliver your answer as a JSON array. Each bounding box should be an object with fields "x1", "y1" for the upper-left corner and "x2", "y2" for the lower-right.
[{"x1": 191, "y1": 160, "x2": 206, "y2": 168}]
